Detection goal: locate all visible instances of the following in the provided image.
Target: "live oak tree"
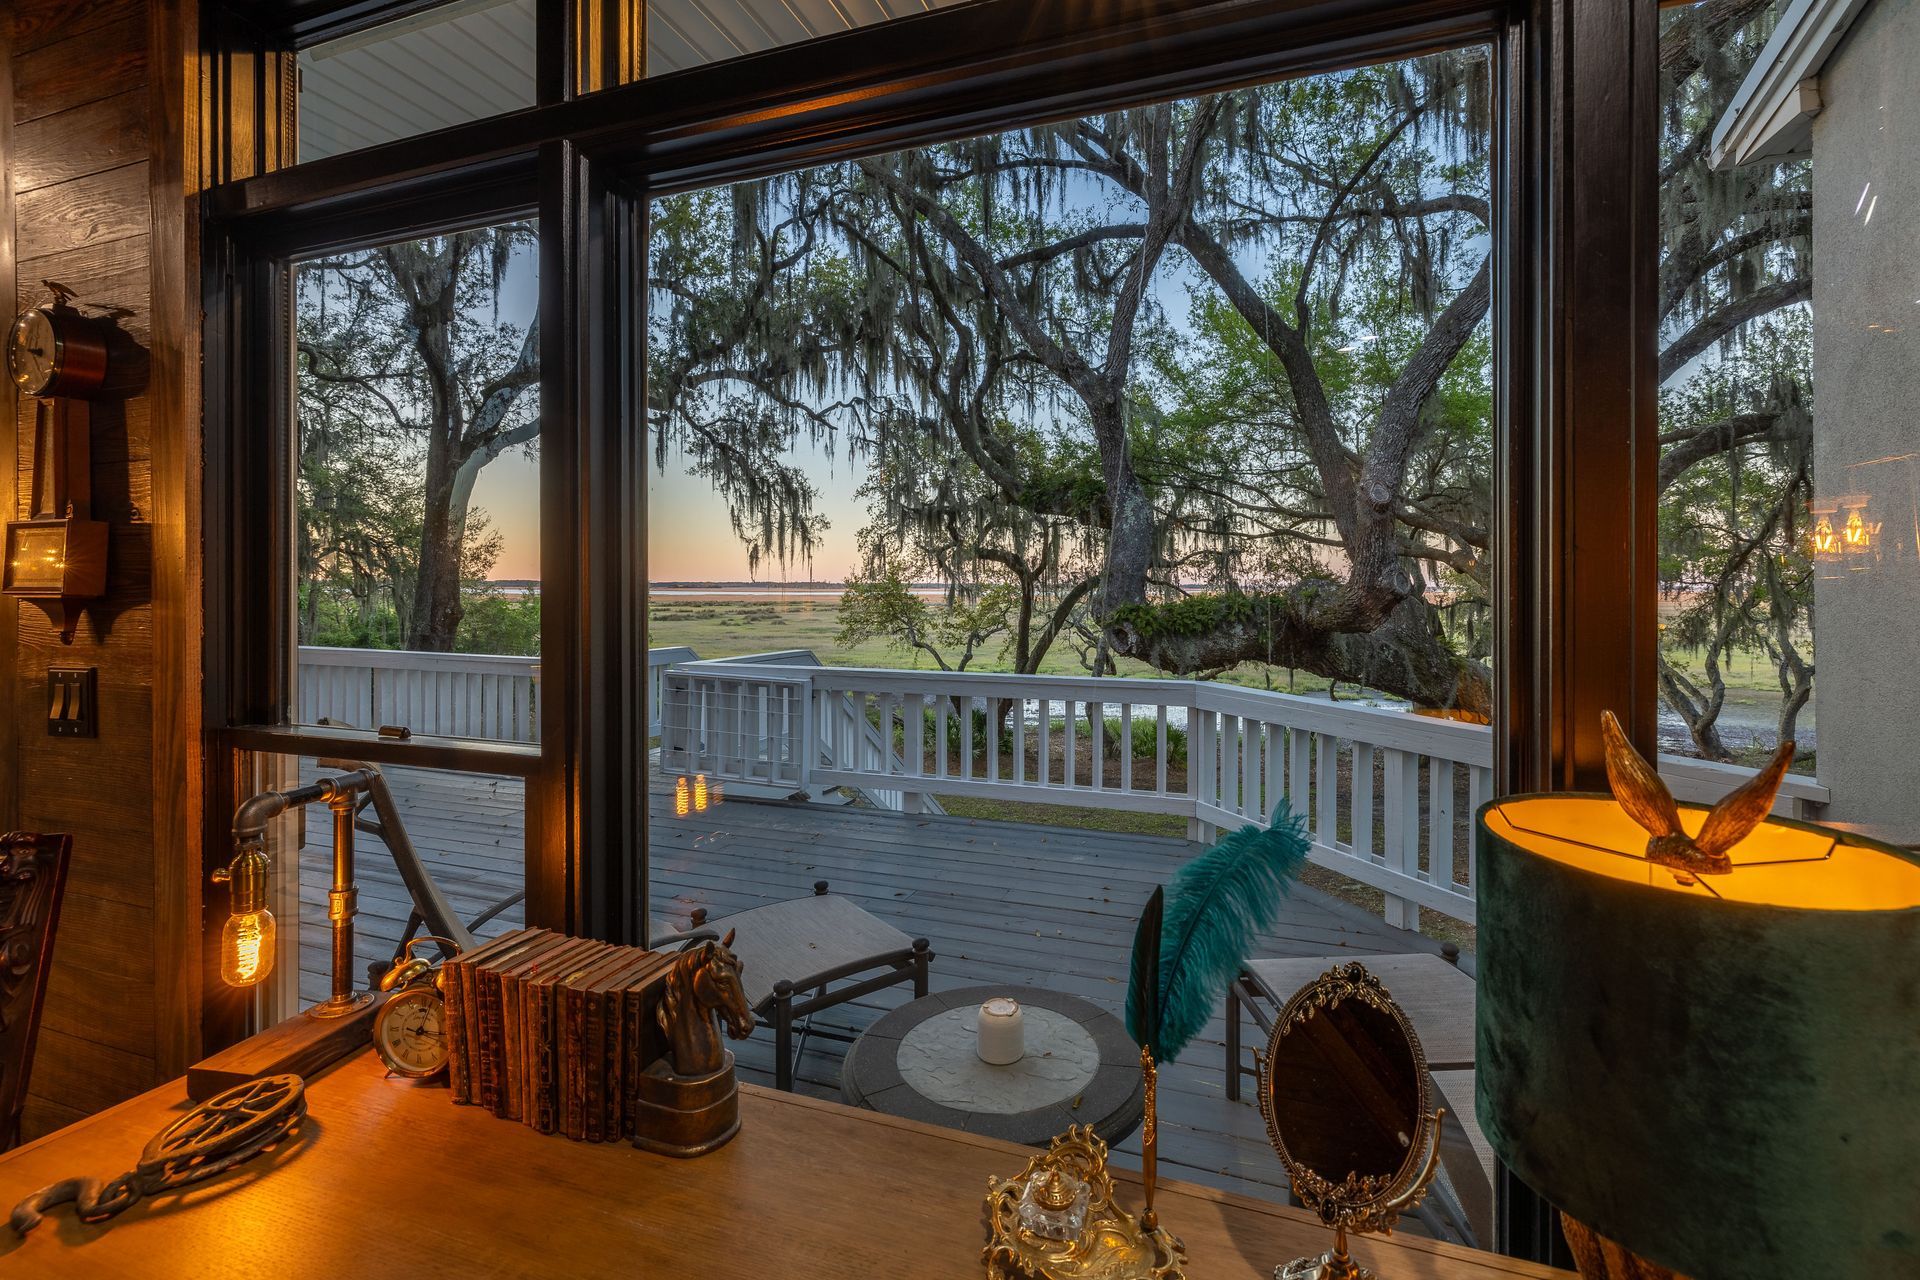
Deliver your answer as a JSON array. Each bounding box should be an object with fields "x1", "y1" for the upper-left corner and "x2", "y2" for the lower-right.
[
  {"x1": 297, "y1": 223, "x2": 539, "y2": 652},
  {"x1": 643, "y1": 0, "x2": 1810, "y2": 732}
]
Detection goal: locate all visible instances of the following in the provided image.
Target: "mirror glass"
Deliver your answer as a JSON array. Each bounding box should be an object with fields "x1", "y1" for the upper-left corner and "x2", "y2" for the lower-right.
[{"x1": 1267, "y1": 995, "x2": 1421, "y2": 1186}]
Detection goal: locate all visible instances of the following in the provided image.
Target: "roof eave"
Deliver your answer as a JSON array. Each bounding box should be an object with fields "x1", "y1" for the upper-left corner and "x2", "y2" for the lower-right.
[{"x1": 1708, "y1": 0, "x2": 1875, "y2": 170}]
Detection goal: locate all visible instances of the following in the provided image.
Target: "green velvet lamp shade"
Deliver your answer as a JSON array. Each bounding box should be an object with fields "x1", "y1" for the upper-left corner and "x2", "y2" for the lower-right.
[{"x1": 1474, "y1": 795, "x2": 1920, "y2": 1279}]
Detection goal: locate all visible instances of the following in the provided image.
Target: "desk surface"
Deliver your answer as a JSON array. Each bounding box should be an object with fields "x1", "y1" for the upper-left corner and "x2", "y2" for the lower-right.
[{"x1": 0, "y1": 1053, "x2": 1565, "y2": 1279}]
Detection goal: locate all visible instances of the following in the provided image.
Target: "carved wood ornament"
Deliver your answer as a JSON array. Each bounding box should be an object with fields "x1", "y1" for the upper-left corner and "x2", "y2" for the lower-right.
[{"x1": 0, "y1": 832, "x2": 73, "y2": 1152}]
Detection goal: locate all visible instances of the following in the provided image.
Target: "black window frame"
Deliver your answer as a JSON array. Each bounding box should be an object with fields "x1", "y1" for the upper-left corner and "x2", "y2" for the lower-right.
[{"x1": 200, "y1": 3, "x2": 1665, "y2": 1258}]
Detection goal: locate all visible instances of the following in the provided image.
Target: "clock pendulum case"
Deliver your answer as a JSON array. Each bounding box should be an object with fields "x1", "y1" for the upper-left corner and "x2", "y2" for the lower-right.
[{"x1": 4, "y1": 284, "x2": 109, "y2": 643}]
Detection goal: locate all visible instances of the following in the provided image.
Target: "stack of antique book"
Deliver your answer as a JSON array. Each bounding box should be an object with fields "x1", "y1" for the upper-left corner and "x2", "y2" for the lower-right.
[{"x1": 441, "y1": 928, "x2": 672, "y2": 1141}]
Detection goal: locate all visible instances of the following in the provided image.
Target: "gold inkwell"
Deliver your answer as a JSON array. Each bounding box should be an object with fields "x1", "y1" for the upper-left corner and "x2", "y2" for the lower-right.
[{"x1": 983, "y1": 1126, "x2": 1186, "y2": 1280}]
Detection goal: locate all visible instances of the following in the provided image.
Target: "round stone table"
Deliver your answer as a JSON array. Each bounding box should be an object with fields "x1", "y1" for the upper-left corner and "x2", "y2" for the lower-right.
[{"x1": 841, "y1": 985, "x2": 1145, "y2": 1147}]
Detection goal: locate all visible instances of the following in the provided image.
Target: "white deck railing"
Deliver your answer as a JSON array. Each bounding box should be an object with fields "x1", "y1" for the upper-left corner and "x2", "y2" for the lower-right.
[
  {"x1": 659, "y1": 658, "x2": 1828, "y2": 936},
  {"x1": 298, "y1": 646, "x2": 542, "y2": 742},
  {"x1": 293, "y1": 644, "x2": 1829, "y2": 937}
]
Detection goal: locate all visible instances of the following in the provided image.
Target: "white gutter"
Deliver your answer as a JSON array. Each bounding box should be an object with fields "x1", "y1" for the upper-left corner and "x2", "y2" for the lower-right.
[{"x1": 1709, "y1": 0, "x2": 1876, "y2": 169}]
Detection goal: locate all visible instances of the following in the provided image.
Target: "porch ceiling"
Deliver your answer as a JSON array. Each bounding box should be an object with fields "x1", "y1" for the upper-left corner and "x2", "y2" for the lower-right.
[{"x1": 297, "y1": 0, "x2": 972, "y2": 162}]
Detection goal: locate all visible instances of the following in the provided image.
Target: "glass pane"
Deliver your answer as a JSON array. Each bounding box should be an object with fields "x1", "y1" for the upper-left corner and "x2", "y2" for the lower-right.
[
  {"x1": 1655, "y1": 4, "x2": 1813, "y2": 771},
  {"x1": 646, "y1": 46, "x2": 1494, "y2": 1195},
  {"x1": 297, "y1": 0, "x2": 537, "y2": 162},
  {"x1": 645, "y1": 0, "x2": 973, "y2": 76},
  {"x1": 1663, "y1": 0, "x2": 1919, "y2": 845},
  {"x1": 231, "y1": 754, "x2": 526, "y2": 1021},
  {"x1": 294, "y1": 220, "x2": 542, "y2": 741}
]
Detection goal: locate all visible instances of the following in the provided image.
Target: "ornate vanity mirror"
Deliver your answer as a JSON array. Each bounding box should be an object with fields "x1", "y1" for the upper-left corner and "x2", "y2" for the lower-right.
[{"x1": 1257, "y1": 963, "x2": 1445, "y2": 1280}]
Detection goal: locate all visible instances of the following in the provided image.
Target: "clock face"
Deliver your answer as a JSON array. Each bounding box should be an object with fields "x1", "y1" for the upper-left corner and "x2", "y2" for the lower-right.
[
  {"x1": 8, "y1": 309, "x2": 57, "y2": 396},
  {"x1": 373, "y1": 987, "x2": 450, "y2": 1079}
]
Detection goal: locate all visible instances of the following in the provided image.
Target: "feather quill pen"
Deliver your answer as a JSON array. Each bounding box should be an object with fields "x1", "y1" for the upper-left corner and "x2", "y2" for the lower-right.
[
  {"x1": 1125, "y1": 886, "x2": 1164, "y2": 1055},
  {"x1": 1127, "y1": 805, "x2": 1310, "y2": 1065}
]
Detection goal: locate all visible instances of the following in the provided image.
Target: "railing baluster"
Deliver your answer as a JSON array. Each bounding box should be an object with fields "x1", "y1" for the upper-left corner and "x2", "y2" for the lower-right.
[
  {"x1": 1265, "y1": 723, "x2": 1284, "y2": 821},
  {"x1": 1155, "y1": 704, "x2": 1169, "y2": 797},
  {"x1": 1014, "y1": 696, "x2": 1027, "y2": 785},
  {"x1": 1064, "y1": 700, "x2": 1078, "y2": 789},
  {"x1": 1289, "y1": 727, "x2": 1312, "y2": 823},
  {"x1": 1090, "y1": 701, "x2": 1104, "y2": 791},
  {"x1": 961, "y1": 695, "x2": 975, "y2": 782},
  {"x1": 935, "y1": 695, "x2": 949, "y2": 779},
  {"x1": 1315, "y1": 734, "x2": 1338, "y2": 846},
  {"x1": 1120, "y1": 703, "x2": 1134, "y2": 793},
  {"x1": 1382, "y1": 748, "x2": 1422, "y2": 932},
  {"x1": 1352, "y1": 743, "x2": 1375, "y2": 857},
  {"x1": 986, "y1": 697, "x2": 1000, "y2": 782},
  {"x1": 1430, "y1": 758, "x2": 1456, "y2": 890},
  {"x1": 1466, "y1": 765, "x2": 1491, "y2": 891},
  {"x1": 1038, "y1": 699, "x2": 1052, "y2": 787},
  {"x1": 1240, "y1": 715, "x2": 1259, "y2": 820},
  {"x1": 908, "y1": 693, "x2": 926, "y2": 785},
  {"x1": 1220, "y1": 715, "x2": 1238, "y2": 810}
]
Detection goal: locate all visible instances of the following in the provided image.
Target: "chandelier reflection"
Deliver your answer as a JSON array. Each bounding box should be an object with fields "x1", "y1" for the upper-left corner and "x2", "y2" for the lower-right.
[
  {"x1": 1811, "y1": 513, "x2": 1839, "y2": 556},
  {"x1": 1843, "y1": 506, "x2": 1876, "y2": 550}
]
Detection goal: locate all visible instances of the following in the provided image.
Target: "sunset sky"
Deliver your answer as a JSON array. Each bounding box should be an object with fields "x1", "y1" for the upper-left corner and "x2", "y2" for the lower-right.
[
  {"x1": 464, "y1": 437, "x2": 870, "y2": 583},
  {"x1": 424, "y1": 248, "x2": 871, "y2": 584}
]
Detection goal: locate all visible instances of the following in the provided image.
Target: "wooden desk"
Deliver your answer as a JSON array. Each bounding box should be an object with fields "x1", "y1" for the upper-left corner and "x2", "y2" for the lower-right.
[{"x1": 0, "y1": 1053, "x2": 1565, "y2": 1278}]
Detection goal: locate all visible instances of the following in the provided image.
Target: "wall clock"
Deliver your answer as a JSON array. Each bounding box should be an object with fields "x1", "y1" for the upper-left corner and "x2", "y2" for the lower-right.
[{"x1": 4, "y1": 284, "x2": 109, "y2": 643}]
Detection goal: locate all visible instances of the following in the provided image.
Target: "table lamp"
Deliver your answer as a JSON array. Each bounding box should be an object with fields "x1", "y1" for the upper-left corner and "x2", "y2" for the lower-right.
[{"x1": 1475, "y1": 714, "x2": 1920, "y2": 1279}]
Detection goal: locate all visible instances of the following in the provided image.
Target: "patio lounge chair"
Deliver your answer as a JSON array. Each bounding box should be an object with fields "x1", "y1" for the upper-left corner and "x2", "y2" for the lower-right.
[
  {"x1": 1225, "y1": 949, "x2": 1491, "y2": 1247},
  {"x1": 652, "y1": 880, "x2": 932, "y2": 1091}
]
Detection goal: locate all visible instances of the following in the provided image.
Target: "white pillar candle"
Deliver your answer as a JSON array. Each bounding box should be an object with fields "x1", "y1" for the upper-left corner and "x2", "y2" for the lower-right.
[{"x1": 977, "y1": 996, "x2": 1025, "y2": 1064}]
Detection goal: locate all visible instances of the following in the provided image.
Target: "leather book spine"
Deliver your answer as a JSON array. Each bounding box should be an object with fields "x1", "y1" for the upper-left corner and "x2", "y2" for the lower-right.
[
  {"x1": 530, "y1": 977, "x2": 558, "y2": 1134},
  {"x1": 476, "y1": 959, "x2": 505, "y2": 1114},
  {"x1": 584, "y1": 973, "x2": 608, "y2": 1143},
  {"x1": 620, "y1": 981, "x2": 642, "y2": 1140},
  {"x1": 443, "y1": 953, "x2": 470, "y2": 1103},
  {"x1": 500, "y1": 967, "x2": 525, "y2": 1121},
  {"x1": 562, "y1": 966, "x2": 587, "y2": 1141}
]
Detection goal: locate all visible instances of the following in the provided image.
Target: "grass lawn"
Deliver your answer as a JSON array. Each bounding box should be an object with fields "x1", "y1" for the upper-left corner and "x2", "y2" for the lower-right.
[{"x1": 649, "y1": 594, "x2": 1339, "y2": 695}]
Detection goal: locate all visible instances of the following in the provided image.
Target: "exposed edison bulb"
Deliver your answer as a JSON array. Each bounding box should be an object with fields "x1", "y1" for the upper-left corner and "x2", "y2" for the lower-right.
[
  {"x1": 214, "y1": 844, "x2": 275, "y2": 988},
  {"x1": 675, "y1": 775, "x2": 691, "y2": 817},
  {"x1": 220, "y1": 908, "x2": 277, "y2": 987},
  {"x1": 693, "y1": 773, "x2": 710, "y2": 813}
]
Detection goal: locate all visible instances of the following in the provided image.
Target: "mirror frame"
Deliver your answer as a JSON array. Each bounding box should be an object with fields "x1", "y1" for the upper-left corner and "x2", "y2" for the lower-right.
[{"x1": 1257, "y1": 961, "x2": 1440, "y2": 1233}]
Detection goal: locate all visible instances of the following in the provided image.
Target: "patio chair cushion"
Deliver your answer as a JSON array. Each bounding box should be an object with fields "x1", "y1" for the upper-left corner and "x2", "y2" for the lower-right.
[
  {"x1": 660, "y1": 895, "x2": 916, "y2": 1013},
  {"x1": 1243, "y1": 952, "x2": 1476, "y2": 1070}
]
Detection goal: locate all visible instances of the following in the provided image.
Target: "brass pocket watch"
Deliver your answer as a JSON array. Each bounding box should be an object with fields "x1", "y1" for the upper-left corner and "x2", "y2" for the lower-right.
[{"x1": 372, "y1": 936, "x2": 461, "y2": 1079}]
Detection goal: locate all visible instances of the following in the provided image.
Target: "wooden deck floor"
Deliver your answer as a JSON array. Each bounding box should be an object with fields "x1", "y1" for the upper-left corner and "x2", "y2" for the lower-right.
[{"x1": 298, "y1": 764, "x2": 1449, "y2": 1201}]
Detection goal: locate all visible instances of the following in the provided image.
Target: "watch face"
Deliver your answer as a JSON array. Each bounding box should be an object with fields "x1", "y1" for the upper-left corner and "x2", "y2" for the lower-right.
[
  {"x1": 8, "y1": 309, "x2": 57, "y2": 396},
  {"x1": 374, "y1": 987, "x2": 449, "y2": 1079}
]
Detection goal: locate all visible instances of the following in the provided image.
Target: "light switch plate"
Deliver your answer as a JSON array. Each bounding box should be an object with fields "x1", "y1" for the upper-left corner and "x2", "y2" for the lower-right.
[{"x1": 48, "y1": 666, "x2": 96, "y2": 738}]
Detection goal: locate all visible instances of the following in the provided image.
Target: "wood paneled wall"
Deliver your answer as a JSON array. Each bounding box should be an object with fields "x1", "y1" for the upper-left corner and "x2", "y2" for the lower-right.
[{"x1": 2, "y1": 0, "x2": 201, "y2": 1140}]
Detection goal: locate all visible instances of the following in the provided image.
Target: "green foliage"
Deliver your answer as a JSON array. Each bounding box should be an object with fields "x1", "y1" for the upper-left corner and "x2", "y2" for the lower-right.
[
  {"x1": 1109, "y1": 592, "x2": 1312, "y2": 642},
  {"x1": 455, "y1": 588, "x2": 542, "y2": 656},
  {"x1": 1100, "y1": 716, "x2": 1187, "y2": 767}
]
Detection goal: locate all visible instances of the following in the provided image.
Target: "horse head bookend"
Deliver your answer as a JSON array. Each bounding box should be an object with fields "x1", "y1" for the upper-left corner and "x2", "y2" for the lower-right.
[
  {"x1": 633, "y1": 930, "x2": 754, "y2": 1158},
  {"x1": 654, "y1": 930, "x2": 754, "y2": 1077}
]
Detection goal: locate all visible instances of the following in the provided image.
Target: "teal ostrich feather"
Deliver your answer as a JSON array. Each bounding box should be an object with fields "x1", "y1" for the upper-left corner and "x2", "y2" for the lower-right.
[{"x1": 1127, "y1": 805, "x2": 1309, "y2": 1065}]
